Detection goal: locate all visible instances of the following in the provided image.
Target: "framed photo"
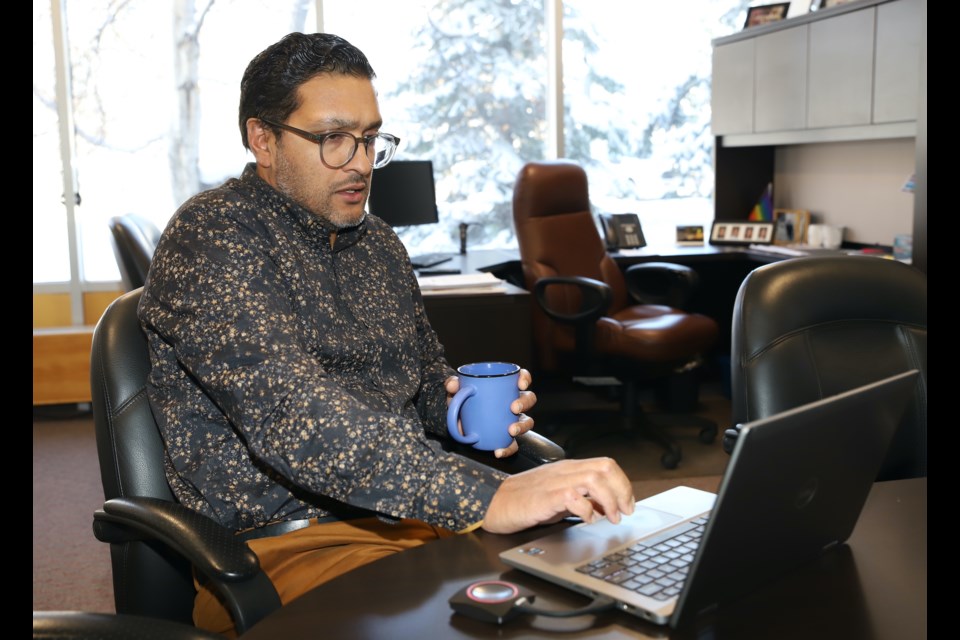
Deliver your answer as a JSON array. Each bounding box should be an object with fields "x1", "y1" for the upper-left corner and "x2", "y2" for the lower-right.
[
  {"x1": 676, "y1": 225, "x2": 705, "y2": 246},
  {"x1": 710, "y1": 221, "x2": 775, "y2": 246},
  {"x1": 813, "y1": 0, "x2": 856, "y2": 10},
  {"x1": 744, "y1": 2, "x2": 791, "y2": 29},
  {"x1": 772, "y1": 208, "x2": 811, "y2": 245}
]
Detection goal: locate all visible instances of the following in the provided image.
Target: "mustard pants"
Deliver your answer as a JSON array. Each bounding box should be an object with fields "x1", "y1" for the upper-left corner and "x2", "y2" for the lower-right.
[{"x1": 194, "y1": 517, "x2": 453, "y2": 637}]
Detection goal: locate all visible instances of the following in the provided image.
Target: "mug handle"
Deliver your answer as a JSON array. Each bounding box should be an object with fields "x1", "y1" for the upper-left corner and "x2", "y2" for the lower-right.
[{"x1": 447, "y1": 384, "x2": 480, "y2": 445}]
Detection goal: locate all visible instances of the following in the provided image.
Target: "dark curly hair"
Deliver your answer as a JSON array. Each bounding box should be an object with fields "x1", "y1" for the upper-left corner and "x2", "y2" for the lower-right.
[{"x1": 238, "y1": 32, "x2": 376, "y2": 150}]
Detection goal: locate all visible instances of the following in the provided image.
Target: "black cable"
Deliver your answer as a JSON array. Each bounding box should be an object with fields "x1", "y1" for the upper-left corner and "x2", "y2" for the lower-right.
[{"x1": 514, "y1": 594, "x2": 617, "y2": 618}]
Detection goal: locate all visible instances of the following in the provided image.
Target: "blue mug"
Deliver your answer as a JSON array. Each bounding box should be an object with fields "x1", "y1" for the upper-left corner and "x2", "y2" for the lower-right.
[{"x1": 446, "y1": 362, "x2": 521, "y2": 451}]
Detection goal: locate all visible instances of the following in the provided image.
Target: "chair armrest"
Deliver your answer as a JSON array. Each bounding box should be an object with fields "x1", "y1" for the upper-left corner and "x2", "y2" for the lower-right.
[
  {"x1": 93, "y1": 497, "x2": 281, "y2": 634},
  {"x1": 533, "y1": 276, "x2": 612, "y2": 371},
  {"x1": 533, "y1": 276, "x2": 612, "y2": 326},
  {"x1": 623, "y1": 262, "x2": 699, "y2": 308},
  {"x1": 95, "y1": 497, "x2": 258, "y2": 579},
  {"x1": 438, "y1": 429, "x2": 566, "y2": 474},
  {"x1": 516, "y1": 429, "x2": 566, "y2": 464},
  {"x1": 722, "y1": 424, "x2": 741, "y2": 455}
]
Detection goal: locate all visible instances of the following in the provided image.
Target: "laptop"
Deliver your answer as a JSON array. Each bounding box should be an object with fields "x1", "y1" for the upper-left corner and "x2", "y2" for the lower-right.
[{"x1": 499, "y1": 369, "x2": 919, "y2": 628}]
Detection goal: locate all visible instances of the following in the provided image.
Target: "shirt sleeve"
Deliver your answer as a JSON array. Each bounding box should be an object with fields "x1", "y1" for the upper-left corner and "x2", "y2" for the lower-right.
[{"x1": 140, "y1": 197, "x2": 506, "y2": 532}]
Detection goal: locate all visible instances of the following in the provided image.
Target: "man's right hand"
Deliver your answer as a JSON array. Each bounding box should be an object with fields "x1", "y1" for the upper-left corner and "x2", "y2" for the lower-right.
[{"x1": 481, "y1": 457, "x2": 635, "y2": 534}]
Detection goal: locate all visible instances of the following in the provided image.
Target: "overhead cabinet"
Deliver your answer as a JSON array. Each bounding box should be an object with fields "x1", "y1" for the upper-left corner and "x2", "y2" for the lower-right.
[{"x1": 712, "y1": 0, "x2": 921, "y2": 145}]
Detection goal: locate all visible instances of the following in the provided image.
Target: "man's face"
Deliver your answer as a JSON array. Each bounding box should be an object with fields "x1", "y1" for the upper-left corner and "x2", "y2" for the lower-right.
[{"x1": 263, "y1": 74, "x2": 383, "y2": 229}]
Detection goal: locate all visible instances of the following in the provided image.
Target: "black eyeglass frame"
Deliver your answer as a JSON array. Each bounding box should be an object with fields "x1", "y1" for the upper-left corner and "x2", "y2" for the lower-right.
[{"x1": 259, "y1": 117, "x2": 400, "y2": 169}]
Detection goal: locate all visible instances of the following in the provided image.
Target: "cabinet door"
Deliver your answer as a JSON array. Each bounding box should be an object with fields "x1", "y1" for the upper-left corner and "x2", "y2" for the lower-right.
[
  {"x1": 711, "y1": 39, "x2": 754, "y2": 135},
  {"x1": 874, "y1": 0, "x2": 922, "y2": 123},
  {"x1": 754, "y1": 25, "x2": 807, "y2": 133},
  {"x1": 807, "y1": 7, "x2": 875, "y2": 128}
]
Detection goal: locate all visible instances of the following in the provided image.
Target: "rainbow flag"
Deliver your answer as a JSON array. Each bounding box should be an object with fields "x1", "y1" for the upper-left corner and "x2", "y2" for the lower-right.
[{"x1": 748, "y1": 183, "x2": 773, "y2": 221}]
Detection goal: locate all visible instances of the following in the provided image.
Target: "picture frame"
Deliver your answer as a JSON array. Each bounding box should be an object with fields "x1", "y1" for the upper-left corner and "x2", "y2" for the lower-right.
[
  {"x1": 812, "y1": 0, "x2": 856, "y2": 10},
  {"x1": 676, "y1": 225, "x2": 705, "y2": 246},
  {"x1": 772, "y1": 208, "x2": 811, "y2": 245},
  {"x1": 710, "y1": 221, "x2": 775, "y2": 246},
  {"x1": 743, "y1": 2, "x2": 791, "y2": 29}
]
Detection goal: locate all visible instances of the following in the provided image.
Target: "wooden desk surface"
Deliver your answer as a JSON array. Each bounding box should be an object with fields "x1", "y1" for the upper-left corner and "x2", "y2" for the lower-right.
[{"x1": 242, "y1": 477, "x2": 926, "y2": 640}]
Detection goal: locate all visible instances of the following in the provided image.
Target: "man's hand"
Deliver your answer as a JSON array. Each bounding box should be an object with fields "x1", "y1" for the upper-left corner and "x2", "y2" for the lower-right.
[
  {"x1": 481, "y1": 457, "x2": 635, "y2": 534},
  {"x1": 445, "y1": 368, "x2": 537, "y2": 459}
]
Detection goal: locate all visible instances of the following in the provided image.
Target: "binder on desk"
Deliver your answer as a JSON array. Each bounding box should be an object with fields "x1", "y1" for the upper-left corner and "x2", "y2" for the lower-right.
[{"x1": 417, "y1": 272, "x2": 507, "y2": 295}]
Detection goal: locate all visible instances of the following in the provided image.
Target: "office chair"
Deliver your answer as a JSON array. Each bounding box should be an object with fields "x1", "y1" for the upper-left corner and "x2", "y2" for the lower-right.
[
  {"x1": 33, "y1": 611, "x2": 222, "y2": 640},
  {"x1": 90, "y1": 288, "x2": 564, "y2": 634},
  {"x1": 108, "y1": 214, "x2": 162, "y2": 291},
  {"x1": 724, "y1": 255, "x2": 927, "y2": 481},
  {"x1": 512, "y1": 160, "x2": 720, "y2": 469}
]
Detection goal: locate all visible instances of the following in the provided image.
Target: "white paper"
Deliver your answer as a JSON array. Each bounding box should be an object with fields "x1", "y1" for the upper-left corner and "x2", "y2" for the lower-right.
[
  {"x1": 420, "y1": 285, "x2": 507, "y2": 296},
  {"x1": 747, "y1": 244, "x2": 807, "y2": 257},
  {"x1": 614, "y1": 248, "x2": 653, "y2": 257},
  {"x1": 417, "y1": 272, "x2": 505, "y2": 291}
]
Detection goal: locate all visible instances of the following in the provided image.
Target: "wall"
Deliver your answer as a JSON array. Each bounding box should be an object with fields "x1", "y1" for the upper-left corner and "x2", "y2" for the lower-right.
[
  {"x1": 773, "y1": 137, "x2": 916, "y2": 246},
  {"x1": 33, "y1": 289, "x2": 124, "y2": 406},
  {"x1": 34, "y1": 290, "x2": 125, "y2": 328}
]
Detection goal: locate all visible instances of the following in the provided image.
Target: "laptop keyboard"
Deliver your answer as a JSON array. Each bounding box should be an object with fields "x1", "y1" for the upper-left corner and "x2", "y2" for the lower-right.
[{"x1": 575, "y1": 515, "x2": 710, "y2": 601}]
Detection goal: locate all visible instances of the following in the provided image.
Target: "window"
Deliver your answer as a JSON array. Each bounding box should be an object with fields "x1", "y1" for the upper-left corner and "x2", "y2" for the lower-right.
[
  {"x1": 33, "y1": 0, "x2": 71, "y2": 285},
  {"x1": 325, "y1": 0, "x2": 548, "y2": 253},
  {"x1": 34, "y1": 0, "x2": 748, "y2": 323},
  {"x1": 33, "y1": 0, "x2": 317, "y2": 290},
  {"x1": 563, "y1": 0, "x2": 747, "y2": 242}
]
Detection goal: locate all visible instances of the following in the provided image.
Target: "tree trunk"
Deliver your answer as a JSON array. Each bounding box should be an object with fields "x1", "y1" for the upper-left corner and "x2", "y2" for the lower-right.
[{"x1": 170, "y1": 0, "x2": 205, "y2": 205}]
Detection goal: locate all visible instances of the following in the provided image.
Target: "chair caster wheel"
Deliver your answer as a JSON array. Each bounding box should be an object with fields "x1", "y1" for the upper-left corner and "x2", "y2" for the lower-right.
[
  {"x1": 699, "y1": 426, "x2": 718, "y2": 444},
  {"x1": 660, "y1": 452, "x2": 680, "y2": 470}
]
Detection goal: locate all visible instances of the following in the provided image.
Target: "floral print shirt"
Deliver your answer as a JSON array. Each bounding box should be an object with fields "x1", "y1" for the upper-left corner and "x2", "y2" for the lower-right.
[{"x1": 139, "y1": 163, "x2": 505, "y2": 532}]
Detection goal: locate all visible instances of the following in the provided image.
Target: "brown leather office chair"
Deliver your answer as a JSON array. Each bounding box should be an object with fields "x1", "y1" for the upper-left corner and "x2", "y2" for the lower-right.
[
  {"x1": 512, "y1": 160, "x2": 720, "y2": 468},
  {"x1": 724, "y1": 255, "x2": 927, "y2": 481},
  {"x1": 108, "y1": 214, "x2": 162, "y2": 291}
]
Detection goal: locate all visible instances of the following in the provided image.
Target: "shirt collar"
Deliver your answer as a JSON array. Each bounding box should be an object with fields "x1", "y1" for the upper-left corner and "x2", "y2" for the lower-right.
[{"x1": 239, "y1": 163, "x2": 367, "y2": 251}]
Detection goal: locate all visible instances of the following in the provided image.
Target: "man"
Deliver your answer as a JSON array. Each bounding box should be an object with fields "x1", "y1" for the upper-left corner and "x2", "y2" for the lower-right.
[{"x1": 140, "y1": 32, "x2": 634, "y2": 635}]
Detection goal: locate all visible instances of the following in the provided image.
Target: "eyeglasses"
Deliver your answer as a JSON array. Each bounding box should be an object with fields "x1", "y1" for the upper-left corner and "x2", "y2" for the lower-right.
[{"x1": 260, "y1": 118, "x2": 400, "y2": 169}]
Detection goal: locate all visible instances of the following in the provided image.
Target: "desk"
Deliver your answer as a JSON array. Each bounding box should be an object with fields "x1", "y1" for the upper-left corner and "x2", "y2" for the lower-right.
[
  {"x1": 33, "y1": 326, "x2": 95, "y2": 405},
  {"x1": 243, "y1": 477, "x2": 925, "y2": 640},
  {"x1": 421, "y1": 250, "x2": 532, "y2": 367},
  {"x1": 459, "y1": 244, "x2": 772, "y2": 359},
  {"x1": 430, "y1": 245, "x2": 875, "y2": 368},
  {"x1": 596, "y1": 244, "x2": 865, "y2": 357}
]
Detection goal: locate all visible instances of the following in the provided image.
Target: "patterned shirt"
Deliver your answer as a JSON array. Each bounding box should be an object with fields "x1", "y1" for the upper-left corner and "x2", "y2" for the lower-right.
[{"x1": 139, "y1": 163, "x2": 506, "y2": 532}]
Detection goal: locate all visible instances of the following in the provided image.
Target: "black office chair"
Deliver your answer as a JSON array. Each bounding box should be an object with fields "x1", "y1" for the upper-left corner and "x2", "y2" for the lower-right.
[
  {"x1": 90, "y1": 287, "x2": 281, "y2": 635},
  {"x1": 108, "y1": 214, "x2": 162, "y2": 291},
  {"x1": 512, "y1": 160, "x2": 720, "y2": 469},
  {"x1": 33, "y1": 611, "x2": 222, "y2": 640},
  {"x1": 724, "y1": 255, "x2": 927, "y2": 481},
  {"x1": 90, "y1": 288, "x2": 564, "y2": 635}
]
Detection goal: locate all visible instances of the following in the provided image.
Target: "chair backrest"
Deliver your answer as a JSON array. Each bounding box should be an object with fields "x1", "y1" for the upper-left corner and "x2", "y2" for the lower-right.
[
  {"x1": 90, "y1": 287, "x2": 197, "y2": 624},
  {"x1": 512, "y1": 160, "x2": 633, "y2": 370},
  {"x1": 109, "y1": 214, "x2": 161, "y2": 291},
  {"x1": 731, "y1": 255, "x2": 927, "y2": 481}
]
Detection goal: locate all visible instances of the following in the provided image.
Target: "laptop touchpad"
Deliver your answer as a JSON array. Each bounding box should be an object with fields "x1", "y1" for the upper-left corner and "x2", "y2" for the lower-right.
[
  {"x1": 579, "y1": 505, "x2": 684, "y2": 544},
  {"x1": 525, "y1": 507, "x2": 686, "y2": 566}
]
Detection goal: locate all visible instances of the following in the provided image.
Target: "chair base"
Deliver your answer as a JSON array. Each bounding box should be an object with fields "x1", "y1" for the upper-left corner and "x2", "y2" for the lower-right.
[
  {"x1": 532, "y1": 375, "x2": 718, "y2": 471},
  {"x1": 555, "y1": 408, "x2": 717, "y2": 470}
]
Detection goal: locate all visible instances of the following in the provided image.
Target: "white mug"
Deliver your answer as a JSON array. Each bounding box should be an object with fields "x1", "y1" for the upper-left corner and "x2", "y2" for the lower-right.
[
  {"x1": 822, "y1": 225, "x2": 844, "y2": 250},
  {"x1": 806, "y1": 224, "x2": 843, "y2": 249},
  {"x1": 807, "y1": 224, "x2": 826, "y2": 247}
]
